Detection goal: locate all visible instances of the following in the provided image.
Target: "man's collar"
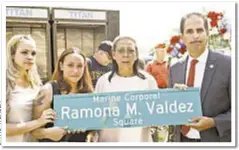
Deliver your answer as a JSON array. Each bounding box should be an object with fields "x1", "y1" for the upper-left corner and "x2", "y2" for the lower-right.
[{"x1": 188, "y1": 48, "x2": 209, "y2": 63}]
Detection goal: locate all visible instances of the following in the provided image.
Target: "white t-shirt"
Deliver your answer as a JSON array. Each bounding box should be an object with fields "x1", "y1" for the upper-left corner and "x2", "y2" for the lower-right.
[{"x1": 95, "y1": 71, "x2": 158, "y2": 142}]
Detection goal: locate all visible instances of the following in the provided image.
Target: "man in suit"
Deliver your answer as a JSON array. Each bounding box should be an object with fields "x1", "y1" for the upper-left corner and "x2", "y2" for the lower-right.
[{"x1": 168, "y1": 12, "x2": 231, "y2": 142}]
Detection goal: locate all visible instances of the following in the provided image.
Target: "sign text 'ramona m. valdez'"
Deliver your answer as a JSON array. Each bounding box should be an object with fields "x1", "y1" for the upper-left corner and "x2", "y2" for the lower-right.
[{"x1": 54, "y1": 88, "x2": 202, "y2": 130}]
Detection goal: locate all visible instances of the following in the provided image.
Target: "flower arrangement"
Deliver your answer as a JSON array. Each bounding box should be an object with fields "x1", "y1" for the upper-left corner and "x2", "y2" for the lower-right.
[
  {"x1": 166, "y1": 35, "x2": 187, "y2": 58},
  {"x1": 207, "y1": 11, "x2": 231, "y2": 50}
]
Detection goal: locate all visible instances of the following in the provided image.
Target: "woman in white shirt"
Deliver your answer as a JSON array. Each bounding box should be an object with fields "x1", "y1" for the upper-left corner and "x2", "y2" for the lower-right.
[
  {"x1": 6, "y1": 35, "x2": 55, "y2": 142},
  {"x1": 95, "y1": 36, "x2": 158, "y2": 142}
]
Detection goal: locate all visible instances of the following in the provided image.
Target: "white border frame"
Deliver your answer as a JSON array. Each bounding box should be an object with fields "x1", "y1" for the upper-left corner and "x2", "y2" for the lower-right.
[{"x1": 1, "y1": 1, "x2": 236, "y2": 147}]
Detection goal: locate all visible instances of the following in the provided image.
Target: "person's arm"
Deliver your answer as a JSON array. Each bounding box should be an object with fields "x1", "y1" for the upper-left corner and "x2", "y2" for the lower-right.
[
  {"x1": 190, "y1": 75, "x2": 231, "y2": 135},
  {"x1": 31, "y1": 83, "x2": 66, "y2": 141},
  {"x1": 189, "y1": 56, "x2": 231, "y2": 137},
  {"x1": 213, "y1": 109, "x2": 231, "y2": 137},
  {"x1": 7, "y1": 119, "x2": 46, "y2": 136},
  {"x1": 31, "y1": 126, "x2": 67, "y2": 141},
  {"x1": 213, "y1": 60, "x2": 231, "y2": 137},
  {"x1": 30, "y1": 83, "x2": 53, "y2": 139},
  {"x1": 6, "y1": 85, "x2": 55, "y2": 136}
]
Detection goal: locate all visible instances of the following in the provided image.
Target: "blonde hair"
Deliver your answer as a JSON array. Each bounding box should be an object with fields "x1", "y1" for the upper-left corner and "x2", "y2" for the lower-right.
[{"x1": 6, "y1": 34, "x2": 42, "y2": 101}]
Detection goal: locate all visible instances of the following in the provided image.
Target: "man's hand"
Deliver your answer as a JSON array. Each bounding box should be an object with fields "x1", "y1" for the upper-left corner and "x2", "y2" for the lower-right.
[
  {"x1": 187, "y1": 116, "x2": 215, "y2": 131},
  {"x1": 173, "y1": 83, "x2": 188, "y2": 90}
]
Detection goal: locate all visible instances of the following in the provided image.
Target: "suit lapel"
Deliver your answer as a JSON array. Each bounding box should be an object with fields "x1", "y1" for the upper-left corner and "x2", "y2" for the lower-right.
[
  {"x1": 201, "y1": 51, "x2": 217, "y2": 103},
  {"x1": 178, "y1": 57, "x2": 188, "y2": 84}
]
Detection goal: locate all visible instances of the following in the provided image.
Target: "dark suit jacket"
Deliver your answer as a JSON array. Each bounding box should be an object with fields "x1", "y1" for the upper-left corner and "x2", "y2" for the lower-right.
[{"x1": 168, "y1": 50, "x2": 231, "y2": 142}]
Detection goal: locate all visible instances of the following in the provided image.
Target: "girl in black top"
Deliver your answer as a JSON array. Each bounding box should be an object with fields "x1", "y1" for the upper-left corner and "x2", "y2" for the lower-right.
[{"x1": 31, "y1": 47, "x2": 96, "y2": 142}]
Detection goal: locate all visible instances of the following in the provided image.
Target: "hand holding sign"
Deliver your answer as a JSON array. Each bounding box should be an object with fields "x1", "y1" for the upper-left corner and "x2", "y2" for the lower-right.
[
  {"x1": 66, "y1": 129, "x2": 86, "y2": 134},
  {"x1": 173, "y1": 83, "x2": 188, "y2": 90},
  {"x1": 38, "y1": 108, "x2": 56, "y2": 126},
  {"x1": 187, "y1": 116, "x2": 216, "y2": 131}
]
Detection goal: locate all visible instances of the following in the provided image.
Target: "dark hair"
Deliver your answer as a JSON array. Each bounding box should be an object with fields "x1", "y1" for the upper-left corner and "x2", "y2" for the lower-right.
[
  {"x1": 51, "y1": 47, "x2": 93, "y2": 93},
  {"x1": 108, "y1": 36, "x2": 146, "y2": 82},
  {"x1": 97, "y1": 40, "x2": 113, "y2": 59},
  {"x1": 138, "y1": 58, "x2": 146, "y2": 70},
  {"x1": 180, "y1": 12, "x2": 209, "y2": 35}
]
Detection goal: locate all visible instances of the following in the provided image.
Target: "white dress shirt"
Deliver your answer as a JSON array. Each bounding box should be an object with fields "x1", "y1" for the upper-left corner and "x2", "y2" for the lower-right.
[{"x1": 185, "y1": 49, "x2": 209, "y2": 139}]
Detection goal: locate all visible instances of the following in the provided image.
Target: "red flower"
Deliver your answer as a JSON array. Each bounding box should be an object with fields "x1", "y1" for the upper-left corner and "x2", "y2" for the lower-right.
[
  {"x1": 207, "y1": 11, "x2": 224, "y2": 28},
  {"x1": 210, "y1": 20, "x2": 218, "y2": 27},
  {"x1": 179, "y1": 46, "x2": 187, "y2": 54},
  {"x1": 220, "y1": 28, "x2": 227, "y2": 34},
  {"x1": 167, "y1": 47, "x2": 173, "y2": 53},
  {"x1": 167, "y1": 35, "x2": 187, "y2": 57},
  {"x1": 207, "y1": 11, "x2": 215, "y2": 18},
  {"x1": 170, "y1": 36, "x2": 180, "y2": 45},
  {"x1": 208, "y1": 11, "x2": 216, "y2": 20},
  {"x1": 208, "y1": 11, "x2": 221, "y2": 21}
]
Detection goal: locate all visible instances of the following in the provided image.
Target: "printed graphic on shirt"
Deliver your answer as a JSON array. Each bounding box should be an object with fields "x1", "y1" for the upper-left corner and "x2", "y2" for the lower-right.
[{"x1": 87, "y1": 56, "x2": 112, "y2": 87}]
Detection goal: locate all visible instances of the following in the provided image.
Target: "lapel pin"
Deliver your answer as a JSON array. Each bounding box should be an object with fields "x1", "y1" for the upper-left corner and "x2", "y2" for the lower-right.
[{"x1": 209, "y1": 64, "x2": 214, "y2": 69}]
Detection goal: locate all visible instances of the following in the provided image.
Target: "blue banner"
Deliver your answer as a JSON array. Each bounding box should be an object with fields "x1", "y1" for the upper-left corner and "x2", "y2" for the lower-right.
[{"x1": 54, "y1": 88, "x2": 202, "y2": 130}]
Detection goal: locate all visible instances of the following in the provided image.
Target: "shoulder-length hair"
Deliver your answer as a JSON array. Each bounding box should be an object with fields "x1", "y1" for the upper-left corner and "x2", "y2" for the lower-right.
[
  {"x1": 108, "y1": 36, "x2": 146, "y2": 82},
  {"x1": 51, "y1": 47, "x2": 93, "y2": 93},
  {"x1": 6, "y1": 34, "x2": 42, "y2": 101}
]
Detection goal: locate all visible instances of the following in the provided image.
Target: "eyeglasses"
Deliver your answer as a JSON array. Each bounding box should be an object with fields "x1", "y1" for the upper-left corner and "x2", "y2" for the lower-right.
[{"x1": 115, "y1": 49, "x2": 136, "y2": 55}]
